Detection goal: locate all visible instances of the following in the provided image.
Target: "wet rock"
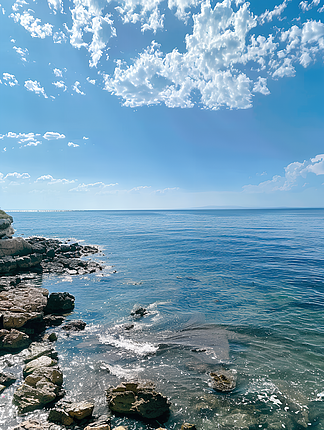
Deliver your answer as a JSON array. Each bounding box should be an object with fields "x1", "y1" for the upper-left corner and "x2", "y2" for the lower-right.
[
  {"x1": 0, "y1": 328, "x2": 30, "y2": 350},
  {"x1": 62, "y1": 320, "x2": 86, "y2": 331},
  {"x1": 48, "y1": 408, "x2": 74, "y2": 426},
  {"x1": 44, "y1": 292, "x2": 75, "y2": 315},
  {"x1": 84, "y1": 415, "x2": 111, "y2": 430},
  {"x1": 106, "y1": 380, "x2": 170, "y2": 420},
  {"x1": 181, "y1": 424, "x2": 197, "y2": 430},
  {"x1": 130, "y1": 306, "x2": 147, "y2": 317},
  {"x1": 10, "y1": 419, "x2": 61, "y2": 430},
  {"x1": 24, "y1": 342, "x2": 58, "y2": 363},
  {"x1": 209, "y1": 369, "x2": 237, "y2": 392},
  {"x1": 43, "y1": 315, "x2": 65, "y2": 327},
  {"x1": 43, "y1": 332, "x2": 58, "y2": 342},
  {"x1": 65, "y1": 400, "x2": 95, "y2": 420},
  {"x1": 0, "y1": 370, "x2": 16, "y2": 387}
]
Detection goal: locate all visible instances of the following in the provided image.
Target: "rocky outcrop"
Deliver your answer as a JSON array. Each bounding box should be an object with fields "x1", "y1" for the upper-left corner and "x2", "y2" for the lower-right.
[
  {"x1": 106, "y1": 381, "x2": 171, "y2": 420},
  {"x1": 0, "y1": 328, "x2": 30, "y2": 350},
  {"x1": 13, "y1": 342, "x2": 64, "y2": 413},
  {"x1": 209, "y1": 369, "x2": 237, "y2": 392},
  {"x1": 0, "y1": 211, "x2": 14, "y2": 239}
]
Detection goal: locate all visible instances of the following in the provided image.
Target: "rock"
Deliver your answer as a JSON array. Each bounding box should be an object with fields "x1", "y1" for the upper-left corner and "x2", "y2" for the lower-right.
[
  {"x1": 25, "y1": 367, "x2": 63, "y2": 387},
  {"x1": 44, "y1": 292, "x2": 75, "y2": 315},
  {"x1": 84, "y1": 415, "x2": 111, "y2": 430},
  {"x1": 13, "y1": 379, "x2": 60, "y2": 413},
  {"x1": 209, "y1": 369, "x2": 237, "y2": 392},
  {"x1": 10, "y1": 419, "x2": 60, "y2": 430},
  {"x1": 43, "y1": 315, "x2": 65, "y2": 327},
  {"x1": 107, "y1": 380, "x2": 170, "y2": 420},
  {"x1": 0, "y1": 237, "x2": 35, "y2": 258},
  {"x1": 23, "y1": 355, "x2": 58, "y2": 377},
  {"x1": 0, "y1": 328, "x2": 30, "y2": 350},
  {"x1": 130, "y1": 306, "x2": 147, "y2": 317},
  {"x1": 43, "y1": 332, "x2": 58, "y2": 342},
  {"x1": 24, "y1": 342, "x2": 58, "y2": 363},
  {"x1": 112, "y1": 427, "x2": 127, "y2": 430},
  {"x1": 62, "y1": 320, "x2": 86, "y2": 331},
  {"x1": 48, "y1": 408, "x2": 74, "y2": 426},
  {"x1": 181, "y1": 424, "x2": 197, "y2": 430},
  {"x1": 0, "y1": 371, "x2": 16, "y2": 386},
  {"x1": 0, "y1": 384, "x2": 6, "y2": 393},
  {"x1": 65, "y1": 400, "x2": 95, "y2": 420},
  {"x1": 0, "y1": 210, "x2": 13, "y2": 222}
]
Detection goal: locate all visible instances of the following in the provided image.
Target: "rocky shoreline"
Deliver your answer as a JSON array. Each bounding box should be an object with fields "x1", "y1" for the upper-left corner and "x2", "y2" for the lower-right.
[{"x1": 0, "y1": 211, "x2": 202, "y2": 430}]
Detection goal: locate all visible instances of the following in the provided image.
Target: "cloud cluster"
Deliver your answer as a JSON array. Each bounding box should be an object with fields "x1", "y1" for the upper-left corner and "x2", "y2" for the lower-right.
[
  {"x1": 0, "y1": 131, "x2": 67, "y2": 147},
  {"x1": 243, "y1": 154, "x2": 324, "y2": 193},
  {"x1": 6, "y1": 0, "x2": 324, "y2": 110},
  {"x1": 1, "y1": 73, "x2": 18, "y2": 87}
]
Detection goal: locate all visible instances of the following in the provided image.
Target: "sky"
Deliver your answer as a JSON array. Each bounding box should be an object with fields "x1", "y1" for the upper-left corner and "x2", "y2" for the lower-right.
[{"x1": 0, "y1": 0, "x2": 324, "y2": 210}]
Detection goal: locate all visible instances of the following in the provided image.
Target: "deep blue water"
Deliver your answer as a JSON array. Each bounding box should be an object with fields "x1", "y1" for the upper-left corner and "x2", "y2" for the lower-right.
[{"x1": 2, "y1": 209, "x2": 324, "y2": 429}]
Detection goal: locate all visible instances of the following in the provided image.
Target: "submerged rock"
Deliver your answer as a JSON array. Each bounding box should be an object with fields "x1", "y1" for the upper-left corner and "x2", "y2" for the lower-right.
[
  {"x1": 106, "y1": 380, "x2": 170, "y2": 420},
  {"x1": 62, "y1": 319, "x2": 86, "y2": 331},
  {"x1": 130, "y1": 306, "x2": 147, "y2": 317},
  {"x1": 209, "y1": 369, "x2": 237, "y2": 392}
]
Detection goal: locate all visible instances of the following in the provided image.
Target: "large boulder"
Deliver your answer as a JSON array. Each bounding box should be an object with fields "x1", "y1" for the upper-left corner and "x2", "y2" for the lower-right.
[
  {"x1": 106, "y1": 381, "x2": 170, "y2": 420},
  {"x1": 0, "y1": 237, "x2": 35, "y2": 258},
  {"x1": 13, "y1": 380, "x2": 60, "y2": 413},
  {"x1": 44, "y1": 292, "x2": 75, "y2": 315}
]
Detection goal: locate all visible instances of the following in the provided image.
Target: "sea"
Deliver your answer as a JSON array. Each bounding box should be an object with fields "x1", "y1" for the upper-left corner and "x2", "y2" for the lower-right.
[{"x1": 1, "y1": 209, "x2": 324, "y2": 430}]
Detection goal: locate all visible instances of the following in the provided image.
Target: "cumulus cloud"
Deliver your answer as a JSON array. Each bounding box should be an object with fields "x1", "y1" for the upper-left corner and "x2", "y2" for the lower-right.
[
  {"x1": 72, "y1": 81, "x2": 85, "y2": 95},
  {"x1": 10, "y1": 11, "x2": 53, "y2": 38},
  {"x1": 2, "y1": 73, "x2": 18, "y2": 87},
  {"x1": 243, "y1": 154, "x2": 324, "y2": 193},
  {"x1": 69, "y1": 182, "x2": 118, "y2": 192},
  {"x1": 24, "y1": 80, "x2": 48, "y2": 98},
  {"x1": 12, "y1": 0, "x2": 27, "y2": 12},
  {"x1": 53, "y1": 68, "x2": 63, "y2": 77},
  {"x1": 43, "y1": 132, "x2": 65, "y2": 140},
  {"x1": 68, "y1": 142, "x2": 79, "y2": 147}
]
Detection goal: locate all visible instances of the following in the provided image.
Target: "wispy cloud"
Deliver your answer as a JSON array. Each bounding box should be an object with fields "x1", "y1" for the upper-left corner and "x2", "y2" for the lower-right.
[
  {"x1": 43, "y1": 131, "x2": 65, "y2": 140},
  {"x1": 24, "y1": 80, "x2": 48, "y2": 98},
  {"x1": 68, "y1": 142, "x2": 79, "y2": 147},
  {"x1": 243, "y1": 154, "x2": 324, "y2": 193},
  {"x1": 35, "y1": 174, "x2": 75, "y2": 184},
  {"x1": 69, "y1": 182, "x2": 118, "y2": 192}
]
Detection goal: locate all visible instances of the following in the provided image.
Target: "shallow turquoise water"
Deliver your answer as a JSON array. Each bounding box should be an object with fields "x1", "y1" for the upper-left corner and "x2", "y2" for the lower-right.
[{"x1": 3, "y1": 209, "x2": 324, "y2": 429}]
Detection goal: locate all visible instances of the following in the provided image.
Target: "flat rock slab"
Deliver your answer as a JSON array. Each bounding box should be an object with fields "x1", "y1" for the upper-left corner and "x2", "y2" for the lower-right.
[
  {"x1": 107, "y1": 380, "x2": 170, "y2": 420},
  {"x1": 23, "y1": 355, "x2": 58, "y2": 377}
]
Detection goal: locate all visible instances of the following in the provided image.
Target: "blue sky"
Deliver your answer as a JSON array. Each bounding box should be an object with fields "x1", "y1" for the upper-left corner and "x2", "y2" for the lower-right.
[{"x1": 0, "y1": 0, "x2": 324, "y2": 210}]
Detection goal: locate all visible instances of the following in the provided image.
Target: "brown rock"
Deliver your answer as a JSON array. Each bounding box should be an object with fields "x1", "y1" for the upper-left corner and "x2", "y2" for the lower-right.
[
  {"x1": 0, "y1": 328, "x2": 30, "y2": 349},
  {"x1": 66, "y1": 400, "x2": 95, "y2": 420},
  {"x1": 181, "y1": 424, "x2": 197, "y2": 430},
  {"x1": 209, "y1": 369, "x2": 237, "y2": 392}
]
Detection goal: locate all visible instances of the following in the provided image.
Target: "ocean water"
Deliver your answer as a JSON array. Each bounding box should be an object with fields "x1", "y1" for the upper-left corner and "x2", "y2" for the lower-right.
[{"x1": 1, "y1": 209, "x2": 324, "y2": 429}]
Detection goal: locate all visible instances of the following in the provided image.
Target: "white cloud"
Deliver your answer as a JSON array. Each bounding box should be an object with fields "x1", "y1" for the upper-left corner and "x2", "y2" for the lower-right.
[
  {"x1": 87, "y1": 77, "x2": 96, "y2": 85},
  {"x1": 67, "y1": 1, "x2": 116, "y2": 68},
  {"x1": 4, "y1": 172, "x2": 30, "y2": 180},
  {"x1": 155, "y1": 187, "x2": 179, "y2": 193},
  {"x1": 299, "y1": 0, "x2": 321, "y2": 12},
  {"x1": 10, "y1": 11, "x2": 53, "y2": 38},
  {"x1": 24, "y1": 140, "x2": 42, "y2": 147},
  {"x1": 69, "y1": 182, "x2": 118, "y2": 192},
  {"x1": 253, "y1": 77, "x2": 270, "y2": 95},
  {"x1": 68, "y1": 142, "x2": 79, "y2": 147},
  {"x1": 12, "y1": 0, "x2": 27, "y2": 12},
  {"x1": 243, "y1": 154, "x2": 324, "y2": 193},
  {"x1": 47, "y1": 0, "x2": 63, "y2": 14},
  {"x1": 13, "y1": 45, "x2": 28, "y2": 61},
  {"x1": 53, "y1": 31, "x2": 67, "y2": 43},
  {"x1": 72, "y1": 81, "x2": 85, "y2": 95},
  {"x1": 43, "y1": 132, "x2": 65, "y2": 140},
  {"x1": 83, "y1": 136, "x2": 89, "y2": 140},
  {"x1": 24, "y1": 80, "x2": 48, "y2": 98},
  {"x1": 53, "y1": 68, "x2": 63, "y2": 77},
  {"x1": 36, "y1": 175, "x2": 75, "y2": 184},
  {"x1": 259, "y1": 1, "x2": 289, "y2": 25},
  {"x1": 53, "y1": 80, "x2": 67, "y2": 91},
  {"x1": 2, "y1": 73, "x2": 18, "y2": 87}
]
